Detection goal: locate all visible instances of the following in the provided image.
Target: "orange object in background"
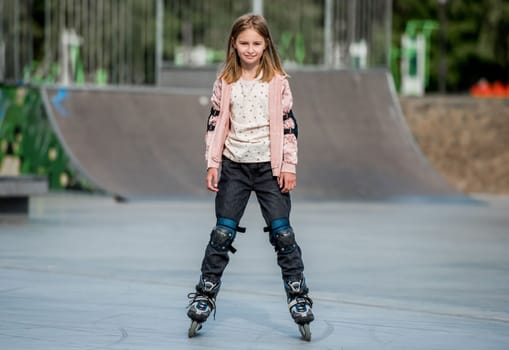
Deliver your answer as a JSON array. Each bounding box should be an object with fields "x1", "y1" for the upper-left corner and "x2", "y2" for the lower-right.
[
  {"x1": 470, "y1": 80, "x2": 509, "y2": 98},
  {"x1": 491, "y1": 81, "x2": 506, "y2": 97}
]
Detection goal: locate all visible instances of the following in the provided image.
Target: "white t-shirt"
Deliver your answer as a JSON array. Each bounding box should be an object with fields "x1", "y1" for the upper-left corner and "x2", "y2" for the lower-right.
[{"x1": 223, "y1": 77, "x2": 271, "y2": 163}]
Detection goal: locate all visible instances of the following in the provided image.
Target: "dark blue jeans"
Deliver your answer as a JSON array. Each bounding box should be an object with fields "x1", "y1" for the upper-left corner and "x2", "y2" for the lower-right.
[{"x1": 200, "y1": 157, "x2": 305, "y2": 283}]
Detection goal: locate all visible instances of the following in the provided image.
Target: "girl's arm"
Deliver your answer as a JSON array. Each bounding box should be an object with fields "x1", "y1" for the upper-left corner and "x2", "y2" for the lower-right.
[
  {"x1": 205, "y1": 78, "x2": 222, "y2": 191},
  {"x1": 205, "y1": 79, "x2": 222, "y2": 163},
  {"x1": 281, "y1": 78, "x2": 298, "y2": 174},
  {"x1": 206, "y1": 78, "x2": 222, "y2": 133}
]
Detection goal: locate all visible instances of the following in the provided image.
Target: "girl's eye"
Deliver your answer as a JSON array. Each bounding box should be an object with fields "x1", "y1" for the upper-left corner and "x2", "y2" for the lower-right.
[{"x1": 238, "y1": 42, "x2": 263, "y2": 46}]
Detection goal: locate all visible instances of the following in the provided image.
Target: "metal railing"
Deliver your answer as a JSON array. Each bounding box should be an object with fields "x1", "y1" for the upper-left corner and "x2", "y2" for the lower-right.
[{"x1": 0, "y1": 0, "x2": 392, "y2": 86}]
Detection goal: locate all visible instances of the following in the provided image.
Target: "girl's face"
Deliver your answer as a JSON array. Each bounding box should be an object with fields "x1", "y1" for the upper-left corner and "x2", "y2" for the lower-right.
[{"x1": 233, "y1": 28, "x2": 267, "y2": 68}]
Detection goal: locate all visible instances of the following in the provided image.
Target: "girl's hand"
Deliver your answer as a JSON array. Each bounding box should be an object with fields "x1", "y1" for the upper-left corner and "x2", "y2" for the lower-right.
[
  {"x1": 278, "y1": 172, "x2": 296, "y2": 193},
  {"x1": 206, "y1": 168, "x2": 219, "y2": 192}
]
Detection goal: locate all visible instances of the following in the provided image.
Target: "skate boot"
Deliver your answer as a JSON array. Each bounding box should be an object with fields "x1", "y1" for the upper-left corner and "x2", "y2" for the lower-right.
[
  {"x1": 285, "y1": 278, "x2": 314, "y2": 341},
  {"x1": 187, "y1": 276, "x2": 220, "y2": 337}
]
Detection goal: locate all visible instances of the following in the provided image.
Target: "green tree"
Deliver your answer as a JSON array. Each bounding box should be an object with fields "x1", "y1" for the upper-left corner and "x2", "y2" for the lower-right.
[
  {"x1": 448, "y1": 0, "x2": 509, "y2": 89},
  {"x1": 393, "y1": 0, "x2": 509, "y2": 92}
]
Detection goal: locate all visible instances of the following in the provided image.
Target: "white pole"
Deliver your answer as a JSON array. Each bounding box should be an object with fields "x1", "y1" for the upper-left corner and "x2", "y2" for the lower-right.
[
  {"x1": 252, "y1": 0, "x2": 263, "y2": 16},
  {"x1": 324, "y1": 0, "x2": 333, "y2": 67}
]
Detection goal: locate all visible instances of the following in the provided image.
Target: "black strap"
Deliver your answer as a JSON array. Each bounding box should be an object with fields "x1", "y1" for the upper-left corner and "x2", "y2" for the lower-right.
[
  {"x1": 217, "y1": 217, "x2": 246, "y2": 233},
  {"x1": 228, "y1": 226, "x2": 245, "y2": 254},
  {"x1": 283, "y1": 110, "x2": 294, "y2": 120},
  {"x1": 207, "y1": 108, "x2": 220, "y2": 131},
  {"x1": 283, "y1": 110, "x2": 298, "y2": 138}
]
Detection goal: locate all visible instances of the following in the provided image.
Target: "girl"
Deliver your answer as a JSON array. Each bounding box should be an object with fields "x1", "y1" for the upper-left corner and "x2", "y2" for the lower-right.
[{"x1": 187, "y1": 14, "x2": 314, "y2": 340}]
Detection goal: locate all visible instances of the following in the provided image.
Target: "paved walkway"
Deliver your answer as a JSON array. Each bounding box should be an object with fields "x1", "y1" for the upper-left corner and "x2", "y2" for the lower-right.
[{"x1": 1, "y1": 193, "x2": 508, "y2": 349}]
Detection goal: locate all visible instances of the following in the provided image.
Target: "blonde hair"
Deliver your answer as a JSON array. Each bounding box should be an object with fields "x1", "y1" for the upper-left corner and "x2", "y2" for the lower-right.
[{"x1": 220, "y1": 14, "x2": 286, "y2": 83}]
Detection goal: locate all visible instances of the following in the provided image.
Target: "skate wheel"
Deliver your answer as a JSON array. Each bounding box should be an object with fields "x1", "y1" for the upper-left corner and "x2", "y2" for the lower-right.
[
  {"x1": 299, "y1": 323, "x2": 311, "y2": 341},
  {"x1": 188, "y1": 320, "x2": 202, "y2": 338}
]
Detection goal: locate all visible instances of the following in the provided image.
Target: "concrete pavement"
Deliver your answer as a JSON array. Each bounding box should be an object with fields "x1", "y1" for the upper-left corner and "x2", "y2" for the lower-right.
[{"x1": 1, "y1": 193, "x2": 508, "y2": 349}]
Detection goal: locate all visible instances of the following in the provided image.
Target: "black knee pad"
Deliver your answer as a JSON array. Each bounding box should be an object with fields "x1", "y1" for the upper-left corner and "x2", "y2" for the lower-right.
[
  {"x1": 209, "y1": 226, "x2": 235, "y2": 252},
  {"x1": 268, "y1": 218, "x2": 297, "y2": 254},
  {"x1": 209, "y1": 217, "x2": 242, "y2": 253}
]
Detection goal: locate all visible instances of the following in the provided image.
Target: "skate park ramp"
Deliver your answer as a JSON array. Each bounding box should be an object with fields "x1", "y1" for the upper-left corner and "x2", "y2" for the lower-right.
[
  {"x1": 41, "y1": 86, "x2": 211, "y2": 198},
  {"x1": 41, "y1": 70, "x2": 461, "y2": 200}
]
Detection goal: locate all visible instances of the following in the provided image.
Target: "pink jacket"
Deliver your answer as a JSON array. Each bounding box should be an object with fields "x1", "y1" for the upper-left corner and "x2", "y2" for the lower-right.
[{"x1": 205, "y1": 74, "x2": 298, "y2": 176}]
